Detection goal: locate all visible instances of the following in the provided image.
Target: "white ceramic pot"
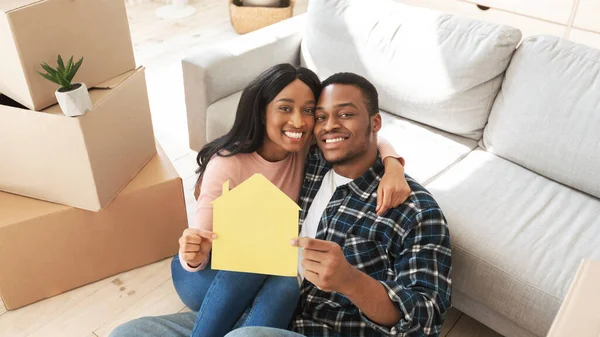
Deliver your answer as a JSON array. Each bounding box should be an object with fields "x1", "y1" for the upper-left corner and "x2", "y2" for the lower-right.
[
  {"x1": 55, "y1": 83, "x2": 93, "y2": 117},
  {"x1": 243, "y1": 0, "x2": 280, "y2": 7}
]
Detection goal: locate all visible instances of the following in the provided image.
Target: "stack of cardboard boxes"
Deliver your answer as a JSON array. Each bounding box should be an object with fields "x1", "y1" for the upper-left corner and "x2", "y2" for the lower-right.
[{"x1": 0, "y1": 0, "x2": 188, "y2": 310}]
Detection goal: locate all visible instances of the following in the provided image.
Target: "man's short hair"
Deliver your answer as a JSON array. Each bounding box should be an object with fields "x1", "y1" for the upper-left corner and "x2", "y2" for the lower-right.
[{"x1": 322, "y1": 72, "x2": 379, "y2": 116}]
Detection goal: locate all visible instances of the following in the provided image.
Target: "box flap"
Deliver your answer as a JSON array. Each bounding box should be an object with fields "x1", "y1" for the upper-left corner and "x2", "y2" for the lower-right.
[
  {"x1": 42, "y1": 67, "x2": 145, "y2": 116},
  {"x1": 93, "y1": 67, "x2": 143, "y2": 90},
  {"x1": 0, "y1": 143, "x2": 177, "y2": 228},
  {"x1": 0, "y1": 0, "x2": 43, "y2": 13}
]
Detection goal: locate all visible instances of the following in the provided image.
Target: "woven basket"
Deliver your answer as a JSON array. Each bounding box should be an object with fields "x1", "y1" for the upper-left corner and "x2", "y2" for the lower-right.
[{"x1": 229, "y1": 0, "x2": 295, "y2": 34}]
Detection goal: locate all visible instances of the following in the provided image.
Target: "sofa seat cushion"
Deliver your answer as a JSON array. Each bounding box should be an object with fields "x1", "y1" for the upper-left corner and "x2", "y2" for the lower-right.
[
  {"x1": 379, "y1": 110, "x2": 477, "y2": 184},
  {"x1": 426, "y1": 149, "x2": 600, "y2": 337}
]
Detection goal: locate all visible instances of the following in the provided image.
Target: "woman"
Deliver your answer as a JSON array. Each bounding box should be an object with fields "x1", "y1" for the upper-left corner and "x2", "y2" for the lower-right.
[{"x1": 172, "y1": 64, "x2": 410, "y2": 337}]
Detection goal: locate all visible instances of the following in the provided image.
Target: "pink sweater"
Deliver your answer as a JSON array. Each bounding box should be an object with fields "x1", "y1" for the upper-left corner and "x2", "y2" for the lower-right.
[{"x1": 182, "y1": 141, "x2": 399, "y2": 272}]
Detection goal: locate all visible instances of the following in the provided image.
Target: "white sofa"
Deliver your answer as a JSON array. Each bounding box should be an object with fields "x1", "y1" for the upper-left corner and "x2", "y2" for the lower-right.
[{"x1": 181, "y1": 0, "x2": 600, "y2": 336}]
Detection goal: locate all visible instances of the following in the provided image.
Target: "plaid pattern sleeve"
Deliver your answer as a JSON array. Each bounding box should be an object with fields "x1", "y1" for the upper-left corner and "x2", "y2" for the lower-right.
[
  {"x1": 360, "y1": 206, "x2": 452, "y2": 336},
  {"x1": 291, "y1": 145, "x2": 452, "y2": 337}
]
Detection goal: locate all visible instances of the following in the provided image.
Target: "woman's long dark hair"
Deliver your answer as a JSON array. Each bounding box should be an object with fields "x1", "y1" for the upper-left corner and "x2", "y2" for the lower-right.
[{"x1": 195, "y1": 64, "x2": 322, "y2": 186}]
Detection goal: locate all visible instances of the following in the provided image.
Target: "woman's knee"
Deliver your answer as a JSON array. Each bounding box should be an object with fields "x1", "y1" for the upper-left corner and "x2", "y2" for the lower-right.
[
  {"x1": 215, "y1": 271, "x2": 267, "y2": 288},
  {"x1": 264, "y1": 277, "x2": 300, "y2": 299},
  {"x1": 270, "y1": 277, "x2": 299, "y2": 291}
]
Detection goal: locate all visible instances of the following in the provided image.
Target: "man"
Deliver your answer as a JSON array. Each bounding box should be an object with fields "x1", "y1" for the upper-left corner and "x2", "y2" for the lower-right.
[{"x1": 110, "y1": 73, "x2": 451, "y2": 337}]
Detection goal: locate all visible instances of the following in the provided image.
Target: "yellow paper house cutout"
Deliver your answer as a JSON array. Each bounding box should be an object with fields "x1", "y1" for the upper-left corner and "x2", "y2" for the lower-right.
[{"x1": 211, "y1": 173, "x2": 300, "y2": 276}]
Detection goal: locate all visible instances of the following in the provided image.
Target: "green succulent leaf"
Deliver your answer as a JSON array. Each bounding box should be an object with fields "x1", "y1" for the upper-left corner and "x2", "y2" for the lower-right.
[
  {"x1": 41, "y1": 62, "x2": 58, "y2": 77},
  {"x1": 57, "y1": 55, "x2": 65, "y2": 73},
  {"x1": 57, "y1": 75, "x2": 71, "y2": 90},
  {"x1": 37, "y1": 71, "x2": 60, "y2": 85},
  {"x1": 67, "y1": 57, "x2": 84, "y2": 82},
  {"x1": 65, "y1": 56, "x2": 74, "y2": 75}
]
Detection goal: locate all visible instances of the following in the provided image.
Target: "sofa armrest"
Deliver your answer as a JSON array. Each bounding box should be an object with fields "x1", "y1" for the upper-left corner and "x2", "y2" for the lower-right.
[{"x1": 182, "y1": 14, "x2": 306, "y2": 151}]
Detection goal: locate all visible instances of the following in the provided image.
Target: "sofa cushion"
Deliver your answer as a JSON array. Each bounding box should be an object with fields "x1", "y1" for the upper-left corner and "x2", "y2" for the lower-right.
[
  {"x1": 206, "y1": 91, "x2": 242, "y2": 143},
  {"x1": 481, "y1": 35, "x2": 600, "y2": 199},
  {"x1": 426, "y1": 149, "x2": 600, "y2": 337},
  {"x1": 301, "y1": 0, "x2": 521, "y2": 140},
  {"x1": 378, "y1": 111, "x2": 477, "y2": 184}
]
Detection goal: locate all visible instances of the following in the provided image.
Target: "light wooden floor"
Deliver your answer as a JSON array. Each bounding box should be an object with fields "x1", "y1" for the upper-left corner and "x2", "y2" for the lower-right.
[{"x1": 0, "y1": 1, "x2": 503, "y2": 336}]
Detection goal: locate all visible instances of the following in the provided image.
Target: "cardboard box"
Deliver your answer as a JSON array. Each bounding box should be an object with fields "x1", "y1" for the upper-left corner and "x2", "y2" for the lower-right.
[
  {"x1": 546, "y1": 259, "x2": 600, "y2": 337},
  {"x1": 0, "y1": 0, "x2": 136, "y2": 110},
  {"x1": 0, "y1": 144, "x2": 188, "y2": 310},
  {"x1": 0, "y1": 67, "x2": 156, "y2": 211}
]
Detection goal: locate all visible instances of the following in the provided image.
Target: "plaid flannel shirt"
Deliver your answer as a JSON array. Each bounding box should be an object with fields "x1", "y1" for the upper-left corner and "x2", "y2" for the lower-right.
[{"x1": 291, "y1": 145, "x2": 452, "y2": 337}]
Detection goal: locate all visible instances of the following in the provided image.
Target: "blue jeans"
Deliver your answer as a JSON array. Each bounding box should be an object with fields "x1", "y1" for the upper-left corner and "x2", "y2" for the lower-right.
[
  {"x1": 109, "y1": 313, "x2": 305, "y2": 337},
  {"x1": 171, "y1": 254, "x2": 300, "y2": 337},
  {"x1": 226, "y1": 327, "x2": 305, "y2": 337}
]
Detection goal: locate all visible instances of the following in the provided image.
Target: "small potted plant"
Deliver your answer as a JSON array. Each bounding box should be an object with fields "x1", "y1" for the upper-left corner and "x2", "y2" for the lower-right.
[{"x1": 37, "y1": 55, "x2": 92, "y2": 117}]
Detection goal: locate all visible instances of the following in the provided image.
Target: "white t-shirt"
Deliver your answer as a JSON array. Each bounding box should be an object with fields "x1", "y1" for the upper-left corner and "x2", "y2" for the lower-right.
[{"x1": 298, "y1": 169, "x2": 352, "y2": 280}]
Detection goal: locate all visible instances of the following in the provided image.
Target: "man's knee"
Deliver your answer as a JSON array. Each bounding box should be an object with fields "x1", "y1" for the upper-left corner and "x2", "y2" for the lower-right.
[
  {"x1": 108, "y1": 322, "x2": 134, "y2": 337},
  {"x1": 109, "y1": 318, "x2": 140, "y2": 337},
  {"x1": 225, "y1": 327, "x2": 300, "y2": 337},
  {"x1": 226, "y1": 327, "x2": 262, "y2": 337}
]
